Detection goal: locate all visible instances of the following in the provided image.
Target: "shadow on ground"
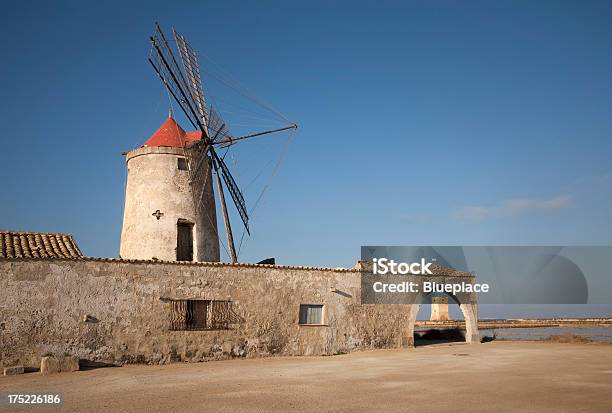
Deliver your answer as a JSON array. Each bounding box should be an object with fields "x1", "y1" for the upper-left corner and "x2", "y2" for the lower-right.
[
  {"x1": 79, "y1": 359, "x2": 121, "y2": 371},
  {"x1": 414, "y1": 328, "x2": 466, "y2": 346}
]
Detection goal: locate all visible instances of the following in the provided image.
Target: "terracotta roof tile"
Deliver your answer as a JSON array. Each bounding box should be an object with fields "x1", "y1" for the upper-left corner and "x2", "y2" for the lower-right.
[{"x1": 0, "y1": 230, "x2": 82, "y2": 259}]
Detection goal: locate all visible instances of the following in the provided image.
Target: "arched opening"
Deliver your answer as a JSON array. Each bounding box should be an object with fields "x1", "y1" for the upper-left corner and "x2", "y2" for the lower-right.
[{"x1": 406, "y1": 292, "x2": 479, "y2": 347}]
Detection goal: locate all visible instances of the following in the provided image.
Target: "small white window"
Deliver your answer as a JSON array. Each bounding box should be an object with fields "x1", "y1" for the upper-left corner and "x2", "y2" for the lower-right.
[{"x1": 299, "y1": 304, "x2": 324, "y2": 325}]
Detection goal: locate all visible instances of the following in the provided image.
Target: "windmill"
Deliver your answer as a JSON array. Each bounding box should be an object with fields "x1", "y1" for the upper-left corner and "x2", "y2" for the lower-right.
[{"x1": 148, "y1": 23, "x2": 297, "y2": 263}]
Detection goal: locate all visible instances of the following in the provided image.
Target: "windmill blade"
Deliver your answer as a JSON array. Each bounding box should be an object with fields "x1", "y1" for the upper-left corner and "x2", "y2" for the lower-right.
[
  {"x1": 215, "y1": 124, "x2": 298, "y2": 148},
  {"x1": 154, "y1": 23, "x2": 193, "y2": 106},
  {"x1": 149, "y1": 24, "x2": 208, "y2": 139},
  {"x1": 173, "y1": 28, "x2": 208, "y2": 130},
  {"x1": 210, "y1": 147, "x2": 250, "y2": 235},
  {"x1": 148, "y1": 55, "x2": 198, "y2": 131},
  {"x1": 206, "y1": 106, "x2": 232, "y2": 144}
]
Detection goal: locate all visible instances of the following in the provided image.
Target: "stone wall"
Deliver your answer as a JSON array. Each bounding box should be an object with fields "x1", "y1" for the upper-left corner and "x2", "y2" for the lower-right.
[{"x1": 0, "y1": 258, "x2": 416, "y2": 368}]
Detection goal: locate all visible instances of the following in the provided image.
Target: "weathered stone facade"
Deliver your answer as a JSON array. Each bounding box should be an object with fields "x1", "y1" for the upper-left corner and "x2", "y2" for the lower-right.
[
  {"x1": 120, "y1": 146, "x2": 219, "y2": 262},
  {"x1": 0, "y1": 258, "x2": 429, "y2": 368}
]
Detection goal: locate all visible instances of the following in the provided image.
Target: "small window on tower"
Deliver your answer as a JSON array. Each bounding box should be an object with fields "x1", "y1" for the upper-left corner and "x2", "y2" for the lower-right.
[{"x1": 177, "y1": 157, "x2": 188, "y2": 171}]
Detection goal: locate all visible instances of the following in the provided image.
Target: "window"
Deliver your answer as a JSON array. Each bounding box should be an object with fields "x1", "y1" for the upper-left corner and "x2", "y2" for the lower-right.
[
  {"x1": 177, "y1": 157, "x2": 188, "y2": 171},
  {"x1": 169, "y1": 299, "x2": 243, "y2": 330},
  {"x1": 299, "y1": 304, "x2": 324, "y2": 325}
]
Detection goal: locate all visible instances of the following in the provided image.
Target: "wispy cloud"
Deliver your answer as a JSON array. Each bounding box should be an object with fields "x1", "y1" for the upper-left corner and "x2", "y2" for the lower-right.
[{"x1": 453, "y1": 194, "x2": 571, "y2": 222}]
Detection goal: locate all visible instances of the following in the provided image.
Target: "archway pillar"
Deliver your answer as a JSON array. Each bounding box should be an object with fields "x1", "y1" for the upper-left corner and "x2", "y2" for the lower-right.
[
  {"x1": 405, "y1": 304, "x2": 420, "y2": 347},
  {"x1": 460, "y1": 303, "x2": 480, "y2": 344}
]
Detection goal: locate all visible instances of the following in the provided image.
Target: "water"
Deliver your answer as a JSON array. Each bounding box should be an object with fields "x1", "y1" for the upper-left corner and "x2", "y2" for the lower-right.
[{"x1": 479, "y1": 326, "x2": 612, "y2": 343}]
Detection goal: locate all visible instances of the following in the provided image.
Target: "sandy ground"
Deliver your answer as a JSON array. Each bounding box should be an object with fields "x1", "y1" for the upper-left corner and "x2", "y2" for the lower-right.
[{"x1": 1, "y1": 342, "x2": 611, "y2": 412}]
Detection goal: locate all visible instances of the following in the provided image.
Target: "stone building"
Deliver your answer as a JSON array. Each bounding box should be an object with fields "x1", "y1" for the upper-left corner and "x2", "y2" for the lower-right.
[
  {"x1": 0, "y1": 118, "x2": 479, "y2": 369},
  {"x1": 0, "y1": 257, "x2": 479, "y2": 368},
  {"x1": 120, "y1": 117, "x2": 219, "y2": 262}
]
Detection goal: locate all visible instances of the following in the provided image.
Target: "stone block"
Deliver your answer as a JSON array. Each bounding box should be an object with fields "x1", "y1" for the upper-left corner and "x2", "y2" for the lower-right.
[
  {"x1": 3, "y1": 366, "x2": 24, "y2": 376},
  {"x1": 40, "y1": 357, "x2": 60, "y2": 375},
  {"x1": 41, "y1": 355, "x2": 79, "y2": 375}
]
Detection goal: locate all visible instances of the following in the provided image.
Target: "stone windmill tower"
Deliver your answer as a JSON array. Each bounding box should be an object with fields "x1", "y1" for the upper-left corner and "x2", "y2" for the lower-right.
[
  {"x1": 120, "y1": 116, "x2": 220, "y2": 262},
  {"x1": 120, "y1": 23, "x2": 296, "y2": 263}
]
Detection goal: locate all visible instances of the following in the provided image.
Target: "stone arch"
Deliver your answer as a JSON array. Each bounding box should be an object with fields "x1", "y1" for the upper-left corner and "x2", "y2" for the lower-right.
[{"x1": 406, "y1": 293, "x2": 479, "y2": 346}]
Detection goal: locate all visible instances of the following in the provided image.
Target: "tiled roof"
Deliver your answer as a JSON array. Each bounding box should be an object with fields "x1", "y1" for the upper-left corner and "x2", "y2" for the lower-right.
[
  {"x1": 0, "y1": 230, "x2": 82, "y2": 259},
  {"x1": 0, "y1": 254, "x2": 357, "y2": 272},
  {"x1": 428, "y1": 264, "x2": 474, "y2": 278},
  {"x1": 144, "y1": 117, "x2": 202, "y2": 148},
  {"x1": 354, "y1": 261, "x2": 474, "y2": 278},
  {"x1": 0, "y1": 255, "x2": 474, "y2": 276}
]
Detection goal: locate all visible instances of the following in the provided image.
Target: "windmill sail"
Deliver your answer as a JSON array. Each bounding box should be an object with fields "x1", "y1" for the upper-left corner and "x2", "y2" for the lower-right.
[
  {"x1": 149, "y1": 24, "x2": 205, "y2": 134},
  {"x1": 174, "y1": 28, "x2": 209, "y2": 133},
  {"x1": 211, "y1": 148, "x2": 250, "y2": 235},
  {"x1": 205, "y1": 106, "x2": 232, "y2": 144}
]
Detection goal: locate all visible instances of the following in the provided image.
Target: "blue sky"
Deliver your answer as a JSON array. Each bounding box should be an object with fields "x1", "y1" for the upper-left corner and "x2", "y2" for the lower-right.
[{"x1": 1, "y1": 0, "x2": 612, "y2": 268}]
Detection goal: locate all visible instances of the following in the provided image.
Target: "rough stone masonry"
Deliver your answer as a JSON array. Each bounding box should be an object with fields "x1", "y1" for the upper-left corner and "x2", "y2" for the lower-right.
[{"x1": 0, "y1": 257, "x2": 478, "y2": 368}]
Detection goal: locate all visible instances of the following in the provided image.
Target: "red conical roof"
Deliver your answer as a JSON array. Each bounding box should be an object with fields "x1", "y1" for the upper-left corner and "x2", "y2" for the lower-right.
[{"x1": 144, "y1": 117, "x2": 202, "y2": 148}]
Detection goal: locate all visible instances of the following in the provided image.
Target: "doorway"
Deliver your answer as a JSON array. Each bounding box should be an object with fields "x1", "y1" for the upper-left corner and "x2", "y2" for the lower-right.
[{"x1": 177, "y1": 220, "x2": 194, "y2": 261}]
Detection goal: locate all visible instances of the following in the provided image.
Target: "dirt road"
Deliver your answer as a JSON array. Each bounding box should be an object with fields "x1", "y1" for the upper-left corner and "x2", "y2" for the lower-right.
[{"x1": 1, "y1": 342, "x2": 611, "y2": 412}]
